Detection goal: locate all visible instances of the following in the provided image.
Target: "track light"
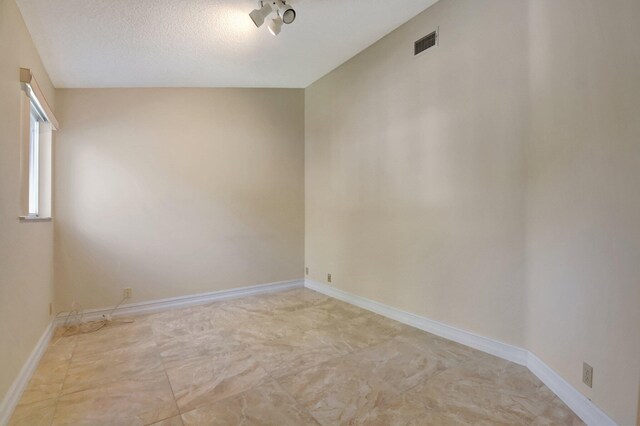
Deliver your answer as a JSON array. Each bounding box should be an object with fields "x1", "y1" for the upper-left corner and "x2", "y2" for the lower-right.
[
  {"x1": 268, "y1": 15, "x2": 283, "y2": 36},
  {"x1": 249, "y1": 1, "x2": 296, "y2": 35},
  {"x1": 276, "y1": 0, "x2": 296, "y2": 24},
  {"x1": 249, "y1": 1, "x2": 273, "y2": 28}
]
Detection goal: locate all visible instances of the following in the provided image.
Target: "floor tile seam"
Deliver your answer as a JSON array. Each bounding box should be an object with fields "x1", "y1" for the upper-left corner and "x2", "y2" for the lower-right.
[
  {"x1": 46, "y1": 386, "x2": 64, "y2": 425},
  {"x1": 511, "y1": 396, "x2": 555, "y2": 424},
  {"x1": 54, "y1": 366, "x2": 165, "y2": 400},
  {"x1": 67, "y1": 341, "x2": 161, "y2": 367},
  {"x1": 9, "y1": 396, "x2": 59, "y2": 426},
  {"x1": 387, "y1": 355, "x2": 472, "y2": 408},
  {"x1": 262, "y1": 361, "x2": 324, "y2": 426},
  {"x1": 70, "y1": 330, "x2": 154, "y2": 359},
  {"x1": 46, "y1": 335, "x2": 78, "y2": 426},
  {"x1": 163, "y1": 350, "x2": 250, "y2": 373},
  {"x1": 245, "y1": 341, "x2": 348, "y2": 381},
  {"x1": 57, "y1": 339, "x2": 165, "y2": 399},
  {"x1": 451, "y1": 355, "x2": 553, "y2": 401},
  {"x1": 166, "y1": 351, "x2": 277, "y2": 419},
  {"x1": 156, "y1": 342, "x2": 183, "y2": 419},
  {"x1": 15, "y1": 382, "x2": 65, "y2": 408},
  {"x1": 395, "y1": 357, "x2": 550, "y2": 417}
]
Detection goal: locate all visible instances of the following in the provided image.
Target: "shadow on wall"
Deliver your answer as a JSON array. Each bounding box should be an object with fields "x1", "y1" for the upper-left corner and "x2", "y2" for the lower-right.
[{"x1": 54, "y1": 88, "x2": 305, "y2": 313}]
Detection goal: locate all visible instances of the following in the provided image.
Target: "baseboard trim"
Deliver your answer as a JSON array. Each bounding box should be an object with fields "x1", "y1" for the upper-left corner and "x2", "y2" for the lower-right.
[
  {"x1": 304, "y1": 279, "x2": 617, "y2": 426},
  {"x1": 526, "y1": 352, "x2": 616, "y2": 426},
  {"x1": 305, "y1": 279, "x2": 527, "y2": 365},
  {"x1": 0, "y1": 321, "x2": 54, "y2": 426},
  {"x1": 54, "y1": 279, "x2": 305, "y2": 327}
]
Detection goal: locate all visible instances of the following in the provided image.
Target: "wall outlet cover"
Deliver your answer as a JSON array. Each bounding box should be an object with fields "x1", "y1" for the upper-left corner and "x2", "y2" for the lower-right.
[{"x1": 582, "y1": 362, "x2": 593, "y2": 388}]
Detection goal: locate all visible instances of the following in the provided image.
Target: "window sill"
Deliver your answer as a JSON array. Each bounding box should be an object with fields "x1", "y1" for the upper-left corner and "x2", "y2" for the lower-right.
[{"x1": 19, "y1": 216, "x2": 52, "y2": 222}]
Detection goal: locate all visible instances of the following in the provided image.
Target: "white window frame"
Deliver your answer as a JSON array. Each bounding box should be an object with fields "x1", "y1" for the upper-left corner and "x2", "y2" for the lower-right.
[
  {"x1": 19, "y1": 68, "x2": 59, "y2": 222},
  {"x1": 28, "y1": 104, "x2": 44, "y2": 216}
]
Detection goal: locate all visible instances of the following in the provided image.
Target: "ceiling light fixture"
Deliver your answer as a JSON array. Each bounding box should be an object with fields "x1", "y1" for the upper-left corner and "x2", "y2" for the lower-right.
[
  {"x1": 249, "y1": 1, "x2": 296, "y2": 36},
  {"x1": 268, "y1": 14, "x2": 283, "y2": 36},
  {"x1": 276, "y1": 0, "x2": 296, "y2": 24},
  {"x1": 249, "y1": 2, "x2": 273, "y2": 28}
]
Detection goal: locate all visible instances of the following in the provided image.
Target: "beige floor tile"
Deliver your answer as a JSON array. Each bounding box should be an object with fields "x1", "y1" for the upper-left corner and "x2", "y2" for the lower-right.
[
  {"x1": 353, "y1": 336, "x2": 468, "y2": 394},
  {"x1": 395, "y1": 327, "x2": 482, "y2": 361},
  {"x1": 398, "y1": 356, "x2": 559, "y2": 425},
  {"x1": 278, "y1": 354, "x2": 395, "y2": 426},
  {"x1": 311, "y1": 318, "x2": 400, "y2": 351},
  {"x1": 10, "y1": 288, "x2": 583, "y2": 426},
  {"x1": 53, "y1": 373, "x2": 178, "y2": 426},
  {"x1": 181, "y1": 380, "x2": 318, "y2": 426},
  {"x1": 258, "y1": 288, "x2": 331, "y2": 314},
  {"x1": 530, "y1": 397, "x2": 585, "y2": 425},
  {"x1": 199, "y1": 302, "x2": 247, "y2": 331},
  {"x1": 73, "y1": 319, "x2": 154, "y2": 358},
  {"x1": 150, "y1": 308, "x2": 216, "y2": 343},
  {"x1": 210, "y1": 296, "x2": 282, "y2": 321},
  {"x1": 284, "y1": 299, "x2": 367, "y2": 328},
  {"x1": 248, "y1": 327, "x2": 354, "y2": 378},
  {"x1": 62, "y1": 338, "x2": 163, "y2": 395},
  {"x1": 156, "y1": 327, "x2": 245, "y2": 370},
  {"x1": 19, "y1": 336, "x2": 76, "y2": 405},
  {"x1": 351, "y1": 391, "x2": 433, "y2": 426},
  {"x1": 9, "y1": 397, "x2": 57, "y2": 426},
  {"x1": 165, "y1": 351, "x2": 269, "y2": 413},
  {"x1": 229, "y1": 315, "x2": 302, "y2": 344}
]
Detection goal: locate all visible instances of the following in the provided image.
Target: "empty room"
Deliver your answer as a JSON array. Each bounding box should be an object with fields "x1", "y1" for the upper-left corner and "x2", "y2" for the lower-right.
[{"x1": 1, "y1": 0, "x2": 639, "y2": 425}]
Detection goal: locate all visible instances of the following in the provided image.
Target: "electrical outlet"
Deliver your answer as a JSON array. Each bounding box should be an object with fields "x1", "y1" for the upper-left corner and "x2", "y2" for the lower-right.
[
  {"x1": 123, "y1": 288, "x2": 132, "y2": 299},
  {"x1": 327, "y1": 273, "x2": 332, "y2": 283},
  {"x1": 305, "y1": 267, "x2": 309, "y2": 275},
  {"x1": 582, "y1": 362, "x2": 593, "y2": 388}
]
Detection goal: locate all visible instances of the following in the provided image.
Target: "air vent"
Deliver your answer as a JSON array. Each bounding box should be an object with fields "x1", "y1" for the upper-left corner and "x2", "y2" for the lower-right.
[{"x1": 414, "y1": 30, "x2": 437, "y2": 55}]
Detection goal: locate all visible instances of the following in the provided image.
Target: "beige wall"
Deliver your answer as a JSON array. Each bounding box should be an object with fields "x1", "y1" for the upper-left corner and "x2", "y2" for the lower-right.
[
  {"x1": 525, "y1": 1, "x2": 640, "y2": 424},
  {"x1": 306, "y1": 0, "x2": 529, "y2": 347},
  {"x1": 54, "y1": 88, "x2": 304, "y2": 312},
  {"x1": 305, "y1": 0, "x2": 639, "y2": 423},
  {"x1": 0, "y1": 0, "x2": 55, "y2": 402}
]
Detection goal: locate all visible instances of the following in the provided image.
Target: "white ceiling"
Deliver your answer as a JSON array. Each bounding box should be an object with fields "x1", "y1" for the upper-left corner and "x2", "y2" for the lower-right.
[{"x1": 16, "y1": 0, "x2": 439, "y2": 88}]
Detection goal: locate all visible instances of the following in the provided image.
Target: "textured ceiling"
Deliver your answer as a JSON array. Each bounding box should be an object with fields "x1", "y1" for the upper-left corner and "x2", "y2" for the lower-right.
[{"x1": 16, "y1": 0, "x2": 439, "y2": 88}]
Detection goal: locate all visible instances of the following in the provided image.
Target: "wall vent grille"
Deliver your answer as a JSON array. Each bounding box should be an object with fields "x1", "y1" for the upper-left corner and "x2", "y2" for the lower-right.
[{"x1": 415, "y1": 30, "x2": 437, "y2": 55}]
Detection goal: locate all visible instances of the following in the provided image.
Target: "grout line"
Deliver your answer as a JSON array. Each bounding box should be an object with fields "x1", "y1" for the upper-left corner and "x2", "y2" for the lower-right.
[
  {"x1": 270, "y1": 376, "x2": 323, "y2": 426},
  {"x1": 47, "y1": 334, "x2": 78, "y2": 426},
  {"x1": 151, "y1": 320, "x2": 184, "y2": 419},
  {"x1": 259, "y1": 359, "x2": 323, "y2": 426}
]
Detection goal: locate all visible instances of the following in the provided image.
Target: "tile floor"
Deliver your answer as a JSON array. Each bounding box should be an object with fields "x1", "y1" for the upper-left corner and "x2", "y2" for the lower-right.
[{"x1": 10, "y1": 288, "x2": 584, "y2": 425}]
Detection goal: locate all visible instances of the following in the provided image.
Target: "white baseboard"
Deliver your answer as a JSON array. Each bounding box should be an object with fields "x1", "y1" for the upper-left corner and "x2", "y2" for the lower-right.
[
  {"x1": 53, "y1": 279, "x2": 305, "y2": 327},
  {"x1": 527, "y1": 352, "x2": 616, "y2": 426},
  {"x1": 0, "y1": 322, "x2": 54, "y2": 426},
  {"x1": 304, "y1": 279, "x2": 617, "y2": 426},
  {"x1": 305, "y1": 279, "x2": 528, "y2": 365}
]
